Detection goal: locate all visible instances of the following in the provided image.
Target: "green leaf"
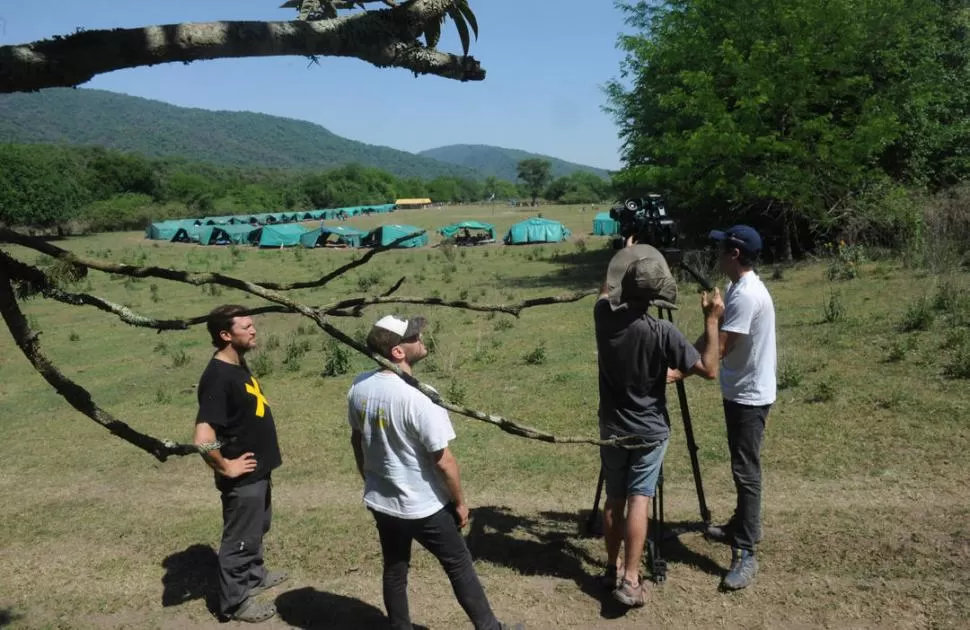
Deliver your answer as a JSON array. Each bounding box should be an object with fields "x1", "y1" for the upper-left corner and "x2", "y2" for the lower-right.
[
  {"x1": 457, "y1": 0, "x2": 479, "y2": 39},
  {"x1": 448, "y1": 6, "x2": 471, "y2": 56}
]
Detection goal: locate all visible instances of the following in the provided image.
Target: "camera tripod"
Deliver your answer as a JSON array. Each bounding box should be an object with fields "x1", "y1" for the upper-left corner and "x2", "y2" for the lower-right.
[{"x1": 586, "y1": 256, "x2": 716, "y2": 584}]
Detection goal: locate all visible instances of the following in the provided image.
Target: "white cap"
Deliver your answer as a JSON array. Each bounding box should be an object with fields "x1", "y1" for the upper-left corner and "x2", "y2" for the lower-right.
[{"x1": 374, "y1": 315, "x2": 409, "y2": 337}]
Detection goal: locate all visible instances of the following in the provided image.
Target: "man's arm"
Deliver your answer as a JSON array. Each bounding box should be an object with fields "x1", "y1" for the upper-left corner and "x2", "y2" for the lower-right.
[
  {"x1": 668, "y1": 289, "x2": 725, "y2": 382},
  {"x1": 432, "y1": 447, "x2": 469, "y2": 528},
  {"x1": 193, "y1": 421, "x2": 255, "y2": 478},
  {"x1": 351, "y1": 429, "x2": 366, "y2": 481}
]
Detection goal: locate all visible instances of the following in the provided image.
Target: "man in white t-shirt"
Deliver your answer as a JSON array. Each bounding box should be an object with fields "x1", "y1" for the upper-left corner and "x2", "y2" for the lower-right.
[
  {"x1": 705, "y1": 225, "x2": 777, "y2": 591},
  {"x1": 348, "y1": 315, "x2": 522, "y2": 630}
]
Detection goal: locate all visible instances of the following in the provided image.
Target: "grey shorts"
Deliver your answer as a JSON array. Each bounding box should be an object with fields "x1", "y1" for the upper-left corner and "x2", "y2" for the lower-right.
[{"x1": 600, "y1": 439, "x2": 669, "y2": 498}]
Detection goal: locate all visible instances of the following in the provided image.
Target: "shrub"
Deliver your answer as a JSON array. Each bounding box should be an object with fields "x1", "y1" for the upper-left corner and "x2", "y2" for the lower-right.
[
  {"x1": 447, "y1": 379, "x2": 467, "y2": 405},
  {"x1": 250, "y1": 352, "x2": 274, "y2": 377},
  {"x1": 777, "y1": 359, "x2": 802, "y2": 389},
  {"x1": 169, "y1": 349, "x2": 190, "y2": 368},
  {"x1": 322, "y1": 339, "x2": 351, "y2": 377},
  {"x1": 825, "y1": 240, "x2": 864, "y2": 281},
  {"x1": 822, "y1": 290, "x2": 847, "y2": 323},
  {"x1": 898, "y1": 296, "x2": 934, "y2": 332},
  {"x1": 68, "y1": 331, "x2": 80, "y2": 342},
  {"x1": 523, "y1": 342, "x2": 547, "y2": 365}
]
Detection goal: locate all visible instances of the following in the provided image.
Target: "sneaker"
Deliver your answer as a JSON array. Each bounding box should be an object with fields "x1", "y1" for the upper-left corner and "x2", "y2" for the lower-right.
[
  {"x1": 229, "y1": 598, "x2": 277, "y2": 623},
  {"x1": 249, "y1": 569, "x2": 290, "y2": 597},
  {"x1": 612, "y1": 577, "x2": 646, "y2": 607},
  {"x1": 721, "y1": 548, "x2": 758, "y2": 591}
]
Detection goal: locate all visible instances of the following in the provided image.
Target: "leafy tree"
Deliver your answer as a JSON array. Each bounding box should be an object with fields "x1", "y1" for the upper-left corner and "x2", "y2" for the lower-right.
[
  {"x1": 606, "y1": 0, "x2": 970, "y2": 258},
  {"x1": 516, "y1": 158, "x2": 552, "y2": 206}
]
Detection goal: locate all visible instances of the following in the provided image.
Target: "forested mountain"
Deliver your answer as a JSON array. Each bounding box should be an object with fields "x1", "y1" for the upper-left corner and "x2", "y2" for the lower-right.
[
  {"x1": 419, "y1": 144, "x2": 611, "y2": 181},
  {"x1": 0, "y1": 88, "x2": 482, "y2": 180}
]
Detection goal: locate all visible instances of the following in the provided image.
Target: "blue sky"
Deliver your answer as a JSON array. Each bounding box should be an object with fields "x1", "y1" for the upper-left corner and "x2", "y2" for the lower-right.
[{"x1": 2, "y1": 1, "x2": 634, "y2": 171}]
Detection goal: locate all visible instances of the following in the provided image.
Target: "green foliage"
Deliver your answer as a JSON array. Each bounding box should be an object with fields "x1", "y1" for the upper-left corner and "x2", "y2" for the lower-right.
[
  {"x1": 516, "y1": 159, "x2": 553, "y2": 206},
  {"x1": 419, "y1": 145, "x2": 610, "y2": 182},
  {"x1": 249, "y1": 352, "x2": 274, "y2": 378},
  {"x1": 523, "y1": 342, "x2": 547, "y2": 365},
  {"x1": 777, "y1": 358, "x2": 803, "y2": 390},
  {"x1": 322, "y1": 338, "x2": 351, "y2": 377},
  {"x1": 826, "y1": 241, "x2": 865, "y2": 281},
  {"x1": 446, "y1": 378, "x2": 467, "y2": 405},
  {"x1": 606, "y1": 0, "x2": 970, "y2": 250},
  {"x1": 898, "y1": 296, "x2": 935, "y2": 332},
  {"x1": 822, "y1": 290, "x2": 847, "y2": 323},
  {"x1": 544, "y1": 171, "x2": 613, "y2": 204}
]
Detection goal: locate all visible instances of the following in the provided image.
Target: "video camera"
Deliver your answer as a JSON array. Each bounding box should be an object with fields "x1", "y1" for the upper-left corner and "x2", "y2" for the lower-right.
[{"x1": 610, "y1": 194, "x2": 681, "y2": 257}]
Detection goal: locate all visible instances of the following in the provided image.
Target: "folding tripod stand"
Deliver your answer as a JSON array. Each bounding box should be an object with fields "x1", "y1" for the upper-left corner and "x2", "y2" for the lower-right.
[{"x1": 586, "y1": 256, "x2": 715, "y2": 584}]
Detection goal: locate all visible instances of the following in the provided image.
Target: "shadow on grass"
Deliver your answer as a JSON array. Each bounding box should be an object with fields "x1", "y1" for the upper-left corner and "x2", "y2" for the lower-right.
[
  {"x1": 466, "y1": 505, "x2": 633, "y2": 620},
  {"x1": 160, "y1": 544, "x2": 219, "y2": 616},
  {"x1": 275, "y1": 587, "x2": 428, "y2": 630},
  {"x1": 0, "y1": 609, "x2": 22, "y2": 628}
]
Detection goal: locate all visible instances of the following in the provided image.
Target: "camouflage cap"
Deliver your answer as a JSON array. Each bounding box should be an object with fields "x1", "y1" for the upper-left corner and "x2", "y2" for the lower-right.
[{"x1": 605, "y1": 244, "x2": 678, "y2": 311}]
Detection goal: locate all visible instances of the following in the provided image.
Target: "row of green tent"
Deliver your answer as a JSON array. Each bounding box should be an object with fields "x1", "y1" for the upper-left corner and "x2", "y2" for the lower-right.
[
  {"x1": 145, "y1": 204, "x2": 397, "y2": 241},
  {"x1": 593, "y1": 212, "x2": 621, "y2": 236},
  {"x1": 149, "y1": 218, "x2": 573, "y2": 249}
]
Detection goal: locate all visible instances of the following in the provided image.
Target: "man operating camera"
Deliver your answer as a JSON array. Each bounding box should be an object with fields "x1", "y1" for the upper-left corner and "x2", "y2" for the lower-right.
[{"x1": 594, "y1": 242, "x2": 723, "y2": 607}]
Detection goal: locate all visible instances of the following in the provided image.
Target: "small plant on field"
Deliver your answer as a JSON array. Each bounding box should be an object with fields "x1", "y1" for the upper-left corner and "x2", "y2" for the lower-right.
[
  {"x1": 944, "y1": 341, "x2": 970, "y2": 379},
  {"x1": 263, "y1": 333, "x2": 281, "y2": 351},
  {"x1": 886, "y1": 337, "x2": 910, "y2": 362},
  {"x1": 296, "y1": 322, "x2": 315, "y2": 336},
  {"x1": 806, "y1": 376, "x2": 837, "y2": 403},
  {"x1": 228, "y1": 245, "x2": 244, "y2": 261},
  {"x1": 169, "y1": 349, "x2": 190, "y2": 368},
  {"x1": 523, "y1": 342, "x2": 547, "y2": 365},
  {"x1": 822, "y1": 290, "x2": 847, "y2": 323},
  {"x1": 458, "y1": 288, "x2": 469, "y2": 301},
  {"x1": 771, "y1": 266, "x2": 785, "y2": 281},
  {"x1": 203, "y1": 283, "x2": 223, "y2": 297},
  {"x1": 153, "y1": 341, "x2": 168, "y2": 355},
  {"x1": 777, "y1": 359, "x2": 803, "y2": 389},
  {"x1": 283, "y1": 337, "x2": 311, "y2": 366},
  {"x1": 322, "y1": 338, "x2": 351, "y2": 377},
  {"x1": 482, "y1": 249, "x2": 489, "y2": 258},
  {"x1": 494, "y1": 318, "x2": 514, "y2": 331},
  {"x1": 459, "y1": 248, "x2": 467, "y2": 259},
  {"x1": 249, "y1": 352, "x2": 274, "y2": 378},
  {"x1": 826, "y1": 240, "x2": 864, "y2": 280},
  {"x1": 155, "y1": 388, "x2": 172, "y2": 404},
  {"x1": 575, "y1": 238, "x2": 588, "y2": 253},
  {"x1": 898, "y1": 296, "x2": 934, "y2": 332},
  {"x1": 442, "y1": 270, "x2": 453, "y2": 284},
  {"x1": 292, "y1": 247, "x2": 304, "y2": 262},
  {"x1": 68, "y1": 331, "x2": 80, "y2": 342},
  {"x1": 149, "y1": 283, "x2": 160, "y2": 303},
  {"x1": 357, "y1": 272, "x2": 381, "y2": 292},
  {"x1": 447, "y1": 378, "x2": 467, "y2": 405},
  {"x1": 439, "y1": 240, "x2": 457, "y2": 262},
  {"x1": 932, "y1": 280, "x2": 964, "y2": 313}
]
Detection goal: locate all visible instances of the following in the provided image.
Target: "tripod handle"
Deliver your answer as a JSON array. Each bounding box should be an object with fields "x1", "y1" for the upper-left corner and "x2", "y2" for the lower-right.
[{"x1": 678, "y1": 261, "x2": 715, "y2": 292}]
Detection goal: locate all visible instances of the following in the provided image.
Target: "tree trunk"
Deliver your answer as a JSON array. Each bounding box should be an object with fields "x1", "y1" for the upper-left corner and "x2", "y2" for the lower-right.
[{"x1": 0, "y1": 1, "x2": 484, "y2": 93}]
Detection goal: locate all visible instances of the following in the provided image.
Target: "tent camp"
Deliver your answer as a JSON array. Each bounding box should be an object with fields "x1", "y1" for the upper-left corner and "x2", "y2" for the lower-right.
[
  {"x1": 247, "y1": 224, "x2": 308, "y2": 248},
  {"x1": 437, "y1": 221, "x2": 497, "y2": 245},
  {"x1": 592, "y1": 212, "x2": 620, "y2": 236},
  {"x1": 503, "y1": 218, "x2": 572, "y2": 244},
  {"x1": 300, "y1": 226, "x2": 367, "y2": 249},
  {"x1": 222, "y1": 224, "x2": 257, "y2": 244},
  {"x1": 146, "y1": 220, "x2": 194, "y2": 240},
  {"x1": 363, "y1": 224, "x2": 428, "y2": 248}
]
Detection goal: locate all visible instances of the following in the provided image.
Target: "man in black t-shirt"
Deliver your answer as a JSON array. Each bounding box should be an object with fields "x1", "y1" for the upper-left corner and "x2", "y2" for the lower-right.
[
  {"x1": 594, "y1": 245, "x2": 723, "y2": 607},
  {"x1": 194, "y1": 304, "x2": 287, "y2": 623}
]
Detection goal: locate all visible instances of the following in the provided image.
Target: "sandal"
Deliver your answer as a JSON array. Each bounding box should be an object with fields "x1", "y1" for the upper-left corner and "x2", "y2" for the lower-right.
[
  {"x1": 612, "y1": 577, "x2": 646, "y2": 608},
  {"x1": 249, "y1": 569, "x2": 290, "y2": 597},
  {"x1": 230, "y1": 598, "x2": 277, "y2": 623}
]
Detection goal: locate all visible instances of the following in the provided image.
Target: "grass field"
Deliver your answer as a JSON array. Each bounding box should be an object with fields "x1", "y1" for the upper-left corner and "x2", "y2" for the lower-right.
[{"x1": 1, "y1": 203, "x2": 969, "y2": 629}]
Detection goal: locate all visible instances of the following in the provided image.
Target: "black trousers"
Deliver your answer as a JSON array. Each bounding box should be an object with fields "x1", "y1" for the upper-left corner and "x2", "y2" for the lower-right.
[
  {"x1": 370, "y1": 506, "x2": 500, "y2": 630},
  {"x1": 218, "y1": 476, "x2": 271, "y2": 616},
  {"x1": 723, "y1": 400, "x2": 771, "y2": 552}
]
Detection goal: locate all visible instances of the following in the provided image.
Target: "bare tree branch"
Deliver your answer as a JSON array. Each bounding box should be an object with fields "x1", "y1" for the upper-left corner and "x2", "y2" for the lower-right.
[
  {"x1": 0, "y1": 265, "x2": 214, "y2": 461},
  {"x1": 0, "y1": 0, "x2": 484, "y2": 94},
  {"x1": 0, "y1": 229, "x2": 645, "y2": 451}
]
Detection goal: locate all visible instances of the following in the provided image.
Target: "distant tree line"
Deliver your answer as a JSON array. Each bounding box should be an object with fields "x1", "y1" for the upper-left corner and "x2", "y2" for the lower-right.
[{"x1": 0, "y1": 144, "x2": 614, "y2": 231}]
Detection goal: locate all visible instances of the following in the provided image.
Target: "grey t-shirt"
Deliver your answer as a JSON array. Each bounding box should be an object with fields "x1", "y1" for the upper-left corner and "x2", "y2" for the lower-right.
[{"x1": 594, "y1": 299, "x2": 701, "y2": 441}]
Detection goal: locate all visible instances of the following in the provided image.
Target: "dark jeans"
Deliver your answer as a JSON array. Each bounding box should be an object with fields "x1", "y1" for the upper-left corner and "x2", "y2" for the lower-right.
[
  {"x1": 723, "y1": 400, "x2": 770, "y2": 552},
  {"x1": 370, "y1": 506, "x2": 500, "y2": 630},
  {"x1": 218, "y1": 477, "x2": 271, "y2": 616}
]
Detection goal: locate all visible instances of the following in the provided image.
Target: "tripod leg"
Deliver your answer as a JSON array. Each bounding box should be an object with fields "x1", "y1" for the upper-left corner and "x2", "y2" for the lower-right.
[
  {"x1": 649, "y1": 463, "x2": 667, "y2": 583},
  {"x1": 662, "y1": 307, "x2": 712, "y2": 525},
  {"x1": 586, "y1": 466, "x2": 605, "y2": 537}
]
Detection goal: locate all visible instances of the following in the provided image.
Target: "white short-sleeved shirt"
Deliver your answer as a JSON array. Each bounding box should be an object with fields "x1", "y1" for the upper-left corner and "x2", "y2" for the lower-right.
[
  {"x1": 347, "y1": 370, "x2": 456, "y2": 519},
  {"x1": 720, "y1": 272, "x2": 777, "y2": 406}
]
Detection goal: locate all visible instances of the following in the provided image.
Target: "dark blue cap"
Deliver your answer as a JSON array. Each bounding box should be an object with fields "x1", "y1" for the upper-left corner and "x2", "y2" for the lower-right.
[{"x1": 709, "y1": 225, "x2": 763, "y2": 255}]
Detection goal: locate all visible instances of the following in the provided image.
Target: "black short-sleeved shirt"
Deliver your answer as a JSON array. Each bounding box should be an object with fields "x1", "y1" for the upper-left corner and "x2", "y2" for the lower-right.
[
  {"x1": 594, "y1": 299, "x2": 701, "y2": 441},
  {"x1": 196, "y1": 357, "x2": 282, "y2": 489}
]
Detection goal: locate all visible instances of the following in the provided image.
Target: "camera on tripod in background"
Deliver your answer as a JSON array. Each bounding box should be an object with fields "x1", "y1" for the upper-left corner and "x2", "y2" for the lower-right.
[{"x1": 610, "y1": 194, "x2": 682, "y2": 264}]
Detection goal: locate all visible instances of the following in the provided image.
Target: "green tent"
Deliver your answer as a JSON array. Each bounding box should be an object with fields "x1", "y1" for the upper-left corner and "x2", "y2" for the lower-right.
[
  {"x1": 437, "y1": 221, "x2": 497, "y2": 243},
  {"x1": 247, "y1": 224, "x2": 308, "y2": 247},
  {"x1": 300, "y1": 226, "x2": 367, "y2": 249},
  {"x1": 593, "y1": 212, "x2": 620, "y2": 236},
  {"x1": 222, "y1": 224, "x2": 257, "y2": 244},
  {"x1": 171, "y1": 225, "x2": 202, "y2": 243},
  {"x1": 200, "y1": 215, "x2": 236, "y2": 226},
  {"x1": 503, "y1": 218, "x2": 572, "y2": 244},
  {"x1": 146, "y1": 220, "x2": 194, "y2": 240},
  {"x1": 364, "y1": 224, "x2": 428, "y2": 248}
]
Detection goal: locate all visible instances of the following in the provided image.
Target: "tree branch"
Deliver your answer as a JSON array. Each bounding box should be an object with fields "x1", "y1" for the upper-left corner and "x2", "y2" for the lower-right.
[
  {"x1": 0, "y1": 2, "x2": 484, "y2": 94},
  {"x1": 0, "y1": 230, "x2": 643, "y2": 451},
  {"x1": 0, "y1": 265, "x2": 214, "y2": 462}
]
